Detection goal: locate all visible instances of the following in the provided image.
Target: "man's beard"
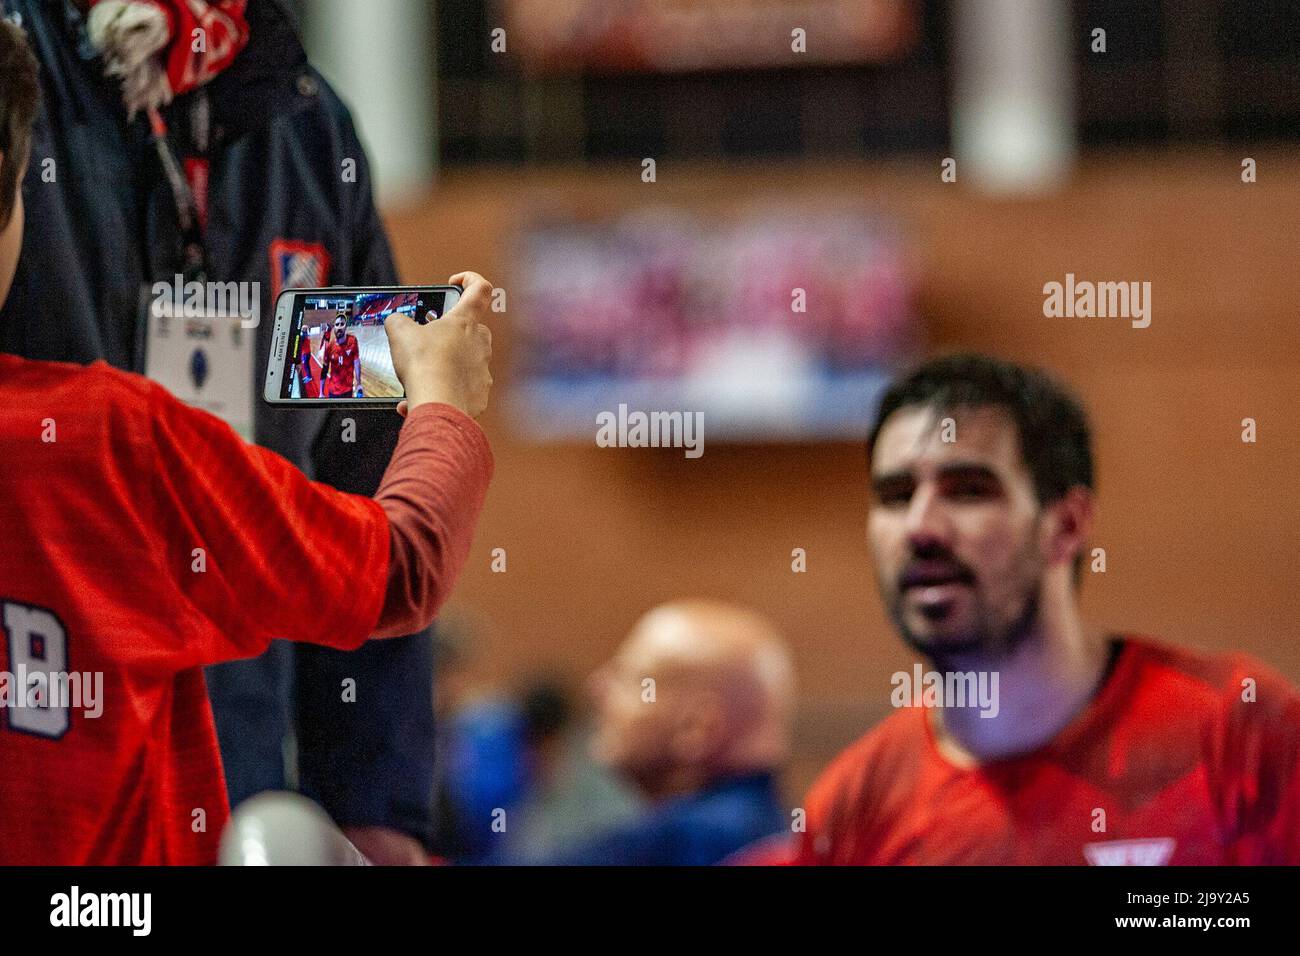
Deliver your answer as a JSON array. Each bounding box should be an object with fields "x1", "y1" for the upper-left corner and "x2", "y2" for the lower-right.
[{"x1": 886, "y1": 555, "x2": 1043, "y2": 669}]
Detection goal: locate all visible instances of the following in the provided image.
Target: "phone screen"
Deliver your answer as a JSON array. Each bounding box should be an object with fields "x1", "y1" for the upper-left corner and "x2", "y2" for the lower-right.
[{"x1": 274, "y1": 288, "x2": 458, "y2": 401}]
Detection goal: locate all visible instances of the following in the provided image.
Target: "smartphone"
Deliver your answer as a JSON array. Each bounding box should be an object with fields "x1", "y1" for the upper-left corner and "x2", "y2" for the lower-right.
[{"x1": 263, "y1": 285, "x2": 461, "y2": 407}]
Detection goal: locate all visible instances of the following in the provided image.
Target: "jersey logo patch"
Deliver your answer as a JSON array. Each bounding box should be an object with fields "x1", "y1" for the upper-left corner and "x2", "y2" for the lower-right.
[
  {"x1": 1083, "y1": 838, "x2": 1176, "y2": 866},
  {"x1": 269, "y1": 239, "x2": 332, "y2": 302}
]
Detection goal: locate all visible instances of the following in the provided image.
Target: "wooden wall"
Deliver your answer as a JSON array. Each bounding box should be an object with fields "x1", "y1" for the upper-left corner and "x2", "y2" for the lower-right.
[{"x1": 383, "y1": 151, "x2": 1300, "y2": 795}]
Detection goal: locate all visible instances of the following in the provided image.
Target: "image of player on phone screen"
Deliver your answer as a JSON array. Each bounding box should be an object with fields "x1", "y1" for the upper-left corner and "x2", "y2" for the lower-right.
[
  {"x1": 298, "y1": 330, "x2": 320, "y2": 398},
  {"x1": 322, "y1": 311, "x2": 363, "y2": 398}
]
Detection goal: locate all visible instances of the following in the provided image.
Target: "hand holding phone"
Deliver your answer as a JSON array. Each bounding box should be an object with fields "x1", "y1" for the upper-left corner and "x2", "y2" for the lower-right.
[
  {"x1": 264, "y1": 283, "x2": 469, "y2": 407},
  {"x1": 385, "y1": 272, "x2": 494, "y2": 419}
]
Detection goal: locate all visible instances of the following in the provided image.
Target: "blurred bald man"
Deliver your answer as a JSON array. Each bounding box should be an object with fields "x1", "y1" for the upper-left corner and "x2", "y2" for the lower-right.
[{"x1": 547, "y1": 600, "x2": 795, "y2": 866}]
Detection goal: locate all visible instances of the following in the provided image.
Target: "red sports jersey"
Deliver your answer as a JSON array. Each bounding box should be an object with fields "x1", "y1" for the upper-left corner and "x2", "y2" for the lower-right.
[
  {"x1": 298, "y1": 334, "x2": 319, "y2": 398},
  {"x1": 322, "y1": 332, "x2": 360, "y2": 396},
  {"x1": 797, "y1": 636, "x2": 1300, "y2": 865},
  {"x1": 0, "y1": 354, "x2": 390, "y2": 864}
]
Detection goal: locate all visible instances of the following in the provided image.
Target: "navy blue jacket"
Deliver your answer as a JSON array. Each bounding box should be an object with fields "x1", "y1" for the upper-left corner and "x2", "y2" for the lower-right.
[
  {"x1": 1, "y1": 0, "x2": 436, "y2": 842},
  {"x1": 545, "y1": 773, "x2": 787, "y2": 866}
]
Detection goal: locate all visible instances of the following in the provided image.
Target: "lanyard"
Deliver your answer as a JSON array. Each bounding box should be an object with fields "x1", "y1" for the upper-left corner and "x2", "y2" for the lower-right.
[{"x1": 147, "y1": 104, "x2": 209, "y2": 285}]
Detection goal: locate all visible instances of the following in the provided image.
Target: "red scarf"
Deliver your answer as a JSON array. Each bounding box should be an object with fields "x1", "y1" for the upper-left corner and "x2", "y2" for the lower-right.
[{"x1": 86, "y1": 0, "x2": 250, "y2": 116}]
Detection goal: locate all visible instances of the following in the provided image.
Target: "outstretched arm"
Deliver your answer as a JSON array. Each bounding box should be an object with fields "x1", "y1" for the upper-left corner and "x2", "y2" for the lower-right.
[{"x1": 141, "y1": 274, "x2": 495, "y2": 670}]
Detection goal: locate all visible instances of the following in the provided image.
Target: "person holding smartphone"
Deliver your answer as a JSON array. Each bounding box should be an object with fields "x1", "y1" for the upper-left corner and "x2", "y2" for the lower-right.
[
  {"x1": 0, "y1": 17, "x2": 497, "y2": 864},
  {"x1": 0, "y1": 0, "x2": 447, "y2": 862}
]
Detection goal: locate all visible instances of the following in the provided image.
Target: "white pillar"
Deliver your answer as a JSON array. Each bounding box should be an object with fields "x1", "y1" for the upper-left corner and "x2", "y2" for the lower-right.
[
  {"x1": 303, "y1": 0, "x2": 438, "y2": 205},
  {"x1": 951, "y1": 0, "x2": 1076, "y2": 195}
]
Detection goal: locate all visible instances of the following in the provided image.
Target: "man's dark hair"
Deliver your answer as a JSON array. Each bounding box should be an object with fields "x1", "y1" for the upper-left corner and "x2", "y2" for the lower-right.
[
  {"x1": 0, "y1": 17, "x2": 39, "y2": 230},
  {"x1": 867, "y1": 353, "x2": 1095, "y2": 505}
]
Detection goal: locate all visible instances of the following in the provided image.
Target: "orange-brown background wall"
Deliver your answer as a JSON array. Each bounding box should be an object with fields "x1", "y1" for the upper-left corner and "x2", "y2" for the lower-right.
[{"x1": 384, "y1": 151, "x2": 1300, "y2": 797}]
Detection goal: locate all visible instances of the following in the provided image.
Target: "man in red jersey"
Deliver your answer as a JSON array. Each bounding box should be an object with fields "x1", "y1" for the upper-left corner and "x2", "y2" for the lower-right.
[
  {"x1": 321, "y1": 310, "x2": 362, "y2": 398},
  {"x1": 298, "y1": 328, "x2": 319, "y2": 397},
  {"x1": 0, "y1": 19, "x2": 495, "y2": 864},
  {"x1": 795, "y1": 353, "x2": 1300, "y2": 865}
]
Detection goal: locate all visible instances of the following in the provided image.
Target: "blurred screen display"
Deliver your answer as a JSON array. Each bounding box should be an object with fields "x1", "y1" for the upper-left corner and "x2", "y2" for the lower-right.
[
  {"x1": 511, "y1": 207, "x2": 919, "y2": 440},
  {"x1": 497, "y1": 0, "x2": 920, "y2": 73}
]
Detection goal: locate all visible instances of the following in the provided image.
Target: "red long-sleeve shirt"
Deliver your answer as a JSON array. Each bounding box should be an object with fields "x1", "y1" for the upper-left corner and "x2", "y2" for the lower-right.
[{"x1": 0, "y1": 354, "x2": 492, "y2": 864}]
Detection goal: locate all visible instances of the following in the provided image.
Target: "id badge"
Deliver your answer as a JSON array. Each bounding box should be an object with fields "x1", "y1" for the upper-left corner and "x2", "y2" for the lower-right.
[{"x1": 141, "y1": 286, "x2": 255, "y2": 441}]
